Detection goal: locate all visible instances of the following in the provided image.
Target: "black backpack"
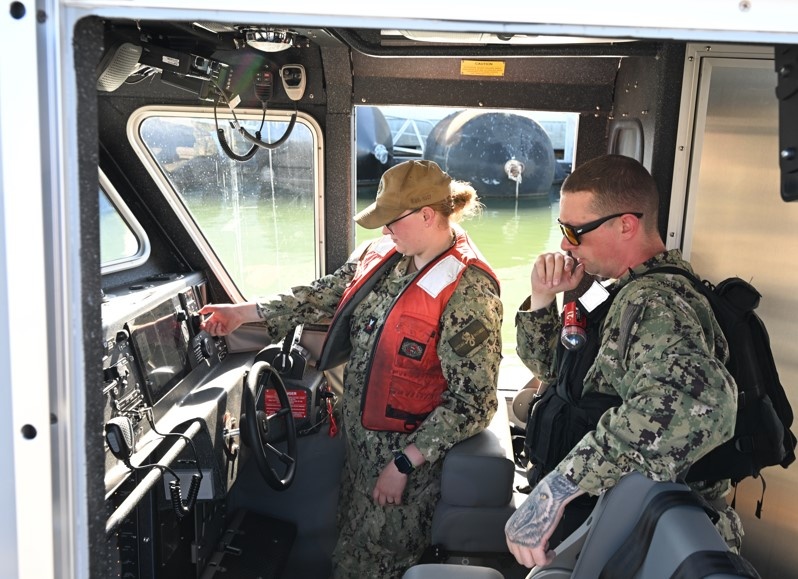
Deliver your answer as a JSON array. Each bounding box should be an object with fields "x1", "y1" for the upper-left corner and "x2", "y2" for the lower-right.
[
  {"x1": 520, "y1": 267, "x2": 797, "y2": 510},
  {"x1": 647, "y1": 267, "x2": 796, "y2": 488}
]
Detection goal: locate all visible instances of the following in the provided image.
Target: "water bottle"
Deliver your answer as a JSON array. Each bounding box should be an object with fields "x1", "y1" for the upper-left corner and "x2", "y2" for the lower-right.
[{"x1": 560, "y1": 301, "x2": 587, "y2": 350}]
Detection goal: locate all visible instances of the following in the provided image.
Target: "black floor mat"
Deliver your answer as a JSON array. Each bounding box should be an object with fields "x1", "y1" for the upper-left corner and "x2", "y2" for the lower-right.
[{"x1": 204, "y1": 510, "x2": 297, "y2": 578}]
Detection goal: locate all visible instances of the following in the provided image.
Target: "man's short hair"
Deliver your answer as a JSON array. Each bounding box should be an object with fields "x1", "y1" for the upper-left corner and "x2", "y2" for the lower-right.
[{"x1": 561, "y1": 154, "x2": 659, "y2": 218}]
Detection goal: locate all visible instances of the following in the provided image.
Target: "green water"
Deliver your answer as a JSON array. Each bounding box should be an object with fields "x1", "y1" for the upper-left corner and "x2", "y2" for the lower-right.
[{"x1": 471, "y1": 199, "x2": 563, "y2": 389}]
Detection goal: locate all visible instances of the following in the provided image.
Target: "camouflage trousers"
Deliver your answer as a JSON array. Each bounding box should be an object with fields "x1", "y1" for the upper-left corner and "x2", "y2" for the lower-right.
[
  {"x1": 715, "y1": 504, "x2": 745, "y2": 554},
  {"x1": 331, "y1": 463, "x2": 441, "y2": 579}
]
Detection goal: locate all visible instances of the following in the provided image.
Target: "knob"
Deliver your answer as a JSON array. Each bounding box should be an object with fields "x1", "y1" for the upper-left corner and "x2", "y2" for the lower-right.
[{"x1": 199, "y1": 337, "x2": 214, "y2": 359}]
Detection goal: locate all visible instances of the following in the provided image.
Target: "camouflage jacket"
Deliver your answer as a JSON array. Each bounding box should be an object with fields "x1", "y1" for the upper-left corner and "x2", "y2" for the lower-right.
[
  {"x1": 256, "y1": 241, "x2": 502, "y2": 492},
  {"x1": 516, "y1": 249, "x2": 737, "y2": 498}
]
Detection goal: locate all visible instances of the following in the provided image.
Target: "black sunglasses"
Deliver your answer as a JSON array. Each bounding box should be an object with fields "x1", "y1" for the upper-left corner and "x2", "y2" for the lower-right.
[
  {"x1": 385, "y1": 208, "x2": 422, "y2": 233},
  {"x1": 558, "y1": 212, "x2": 643, "y2": 246}
]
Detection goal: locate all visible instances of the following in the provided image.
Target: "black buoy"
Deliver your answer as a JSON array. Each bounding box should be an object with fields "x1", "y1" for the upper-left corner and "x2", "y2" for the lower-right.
[
  {"x1": 425, "y1": 110, "x2": 556, "y2": 199},
  {"x1": 356, "y1": 106, "x2": 394, "y2": 190}
]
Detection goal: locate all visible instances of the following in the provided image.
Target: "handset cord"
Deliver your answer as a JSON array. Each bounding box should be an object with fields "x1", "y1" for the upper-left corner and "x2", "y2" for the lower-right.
[
  {"x1": 138, "y1": 408, "x2": 204, "y2": 519},
  {"x1": 213, "y1": 87, "x2": 263, "y2": 161},
  {"x1": 120, "y1": 453, "x2": 201, "y2": 520},
  {"x1": 211, "y1": 78, "x2": 297, "y2": 161}
]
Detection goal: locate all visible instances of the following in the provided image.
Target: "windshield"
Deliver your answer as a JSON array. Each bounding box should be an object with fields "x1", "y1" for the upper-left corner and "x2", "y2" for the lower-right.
[{"x1": 135, "y1": 110, "x2": 321, "y2": 299}]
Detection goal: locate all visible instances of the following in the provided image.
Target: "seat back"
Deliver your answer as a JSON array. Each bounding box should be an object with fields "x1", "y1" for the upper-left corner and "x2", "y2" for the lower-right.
[
  {"x1": 431, "y1": 401, "x2": 517, "y2": 553},
  {"x1": 528, "y1": 472, "x2": 759, "y2": 579}
]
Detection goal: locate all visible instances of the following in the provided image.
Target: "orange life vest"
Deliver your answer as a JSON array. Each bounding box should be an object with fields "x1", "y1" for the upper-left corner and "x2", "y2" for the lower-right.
[{"x1": 319, "y1": 231, "x2": 498, "y2": 432}]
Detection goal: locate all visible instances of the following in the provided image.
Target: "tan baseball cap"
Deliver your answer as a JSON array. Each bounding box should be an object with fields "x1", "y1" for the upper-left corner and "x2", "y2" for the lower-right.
[{"x1": 354, "y1": 160, "x2": 453, "y2": 229}]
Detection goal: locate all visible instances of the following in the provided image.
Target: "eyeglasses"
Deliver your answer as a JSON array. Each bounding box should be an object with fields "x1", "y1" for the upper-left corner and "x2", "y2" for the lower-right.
[
  {"x1": 384, "y1": 208, "x2": 421, "y2": 233},
  {"x1": 558, "y1": 212, "x2": 643, "y2": 246}
]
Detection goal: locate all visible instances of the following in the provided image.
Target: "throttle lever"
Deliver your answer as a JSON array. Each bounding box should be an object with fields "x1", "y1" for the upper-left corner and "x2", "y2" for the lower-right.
[{"x1": 272, "y1": 326, "x2": 302, "y2": 374}]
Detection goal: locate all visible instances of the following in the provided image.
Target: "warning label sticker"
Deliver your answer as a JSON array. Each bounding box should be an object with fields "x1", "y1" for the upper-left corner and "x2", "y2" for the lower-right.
[
  {"x1": 265, "y1": 389, "x2": 308, "y2": 419},
  {"x1": 460, "y1": 60, "x2": 506, "y2": 77}
]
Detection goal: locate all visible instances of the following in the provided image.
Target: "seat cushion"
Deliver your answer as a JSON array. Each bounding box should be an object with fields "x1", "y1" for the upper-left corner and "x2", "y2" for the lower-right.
[
  {"x1": 431, "y1": 502, "x2": 516, "y2": 552},
  {"x1": 431, "y1": 401, "x2": 517, "y2": 553},
  {"x1": 439, "y1": 401, "x2": 515, "y2": 508}
]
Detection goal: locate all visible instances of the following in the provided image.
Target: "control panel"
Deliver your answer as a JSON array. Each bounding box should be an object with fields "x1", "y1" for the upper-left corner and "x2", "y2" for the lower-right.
[
  {"x1": 103, "y1": 328, "x2": 145, "y2": 420},
  {"x1": 101, "y1": 273, "x2": 227, "y2": 427}
]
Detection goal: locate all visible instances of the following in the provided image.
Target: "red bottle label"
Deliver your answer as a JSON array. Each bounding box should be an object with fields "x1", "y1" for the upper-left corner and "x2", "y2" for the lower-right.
[{"x1": 563, "y1": 301, "x2": 586, "y2": 329}]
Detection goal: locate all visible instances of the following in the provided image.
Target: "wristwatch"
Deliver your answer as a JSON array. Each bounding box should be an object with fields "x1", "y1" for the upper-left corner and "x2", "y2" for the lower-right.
[{"x1": 393, "y1": 451, "x2": 415, "y2": 475}]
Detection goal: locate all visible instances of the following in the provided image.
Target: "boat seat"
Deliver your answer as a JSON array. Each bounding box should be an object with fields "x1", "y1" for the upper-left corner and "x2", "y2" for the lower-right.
[
  {"x1": 430, "y1": 400, "x2": 517, "y2": 554},
  {"x1": 525, "y1": 471, "x2": 759, "y2": 579},
  {"x1": 405, "y1": 472, "x2": 759, "y2": 579},
  {"x1": 402, "y1": 564, "x2": 504, "y2": 579}
]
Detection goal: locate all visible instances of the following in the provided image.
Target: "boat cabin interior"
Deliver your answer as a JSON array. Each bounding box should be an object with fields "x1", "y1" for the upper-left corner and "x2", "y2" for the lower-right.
[{"x1": 36, "y1": 5, "x2": 798, "y2": 579}]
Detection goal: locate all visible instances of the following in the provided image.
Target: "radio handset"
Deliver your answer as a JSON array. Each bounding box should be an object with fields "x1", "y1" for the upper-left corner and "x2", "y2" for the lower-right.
[
  {"x1": 105, "y1": 416, "x2": 136, "y2": 462},
  {"x1": 280, "y1": 64, "x2": 306, "y2": 101}
]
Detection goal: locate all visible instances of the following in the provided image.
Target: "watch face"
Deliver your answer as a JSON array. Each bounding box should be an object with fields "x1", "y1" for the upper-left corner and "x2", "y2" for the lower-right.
[{"x1": 394, "y1": 453, "x2": 414, "y2": 474}]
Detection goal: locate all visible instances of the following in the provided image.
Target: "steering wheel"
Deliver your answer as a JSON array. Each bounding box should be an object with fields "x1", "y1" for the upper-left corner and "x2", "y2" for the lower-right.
[{"x1": 242, "y1": 360, "x2": 298, "y2": 490}]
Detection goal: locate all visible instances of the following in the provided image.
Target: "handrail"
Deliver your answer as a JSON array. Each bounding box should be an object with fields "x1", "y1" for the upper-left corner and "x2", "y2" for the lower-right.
[{"x1": 105, "y1": 420, "x2": 203, "y2": 537}]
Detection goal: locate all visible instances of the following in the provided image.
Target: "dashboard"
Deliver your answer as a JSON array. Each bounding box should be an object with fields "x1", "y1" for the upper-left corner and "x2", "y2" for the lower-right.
[
  {"x1": 99, "y1": 271, "x2": 335, "y2": 577},
  {"x1": 101, "y1": 272, "x2": 225, "y2": 425},
  {"x1": 101, "y1": 272, "x2": 247, "y2": 575}
]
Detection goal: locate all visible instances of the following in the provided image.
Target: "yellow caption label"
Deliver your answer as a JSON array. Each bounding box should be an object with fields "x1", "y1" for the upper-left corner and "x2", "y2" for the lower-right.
[{"x1": 460, "y1": 60, "x2": 506, "y2": 77}]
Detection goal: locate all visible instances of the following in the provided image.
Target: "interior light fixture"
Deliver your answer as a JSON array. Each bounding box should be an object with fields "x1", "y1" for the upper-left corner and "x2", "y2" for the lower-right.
[
  {"x1": 387, "y1": 30, "x2": 635, "y2": 45},
  {"x1": 244, "y1": 27, "x2": 296, "y2": 53}
]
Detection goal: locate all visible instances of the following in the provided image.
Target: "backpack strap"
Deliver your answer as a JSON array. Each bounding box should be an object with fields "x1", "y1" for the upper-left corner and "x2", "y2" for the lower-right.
[
  {"x1": 670, "y1": 550, "x2": 761, "y2": 579},
  {"x1": 634, "y1": 265, "x2": 704, "y2": 287}
]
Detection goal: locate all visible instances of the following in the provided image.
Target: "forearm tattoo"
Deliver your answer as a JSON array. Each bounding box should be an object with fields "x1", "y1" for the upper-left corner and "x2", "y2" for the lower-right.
[
  {"x1": 505, "y1": 473, "x2": 580, "y2": 547},
  {"x1": 255, "y1": 303, "x2": 267, "y2": 320}
]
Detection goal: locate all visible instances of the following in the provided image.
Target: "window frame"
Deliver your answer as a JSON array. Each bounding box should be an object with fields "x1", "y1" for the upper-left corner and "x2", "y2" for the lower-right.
[
  {"x1": 99, "y1": 168, "x2": 151, "y2": 274},
  {"x1": 127, "y1": 105, "x2": 325, "y2": 302}
]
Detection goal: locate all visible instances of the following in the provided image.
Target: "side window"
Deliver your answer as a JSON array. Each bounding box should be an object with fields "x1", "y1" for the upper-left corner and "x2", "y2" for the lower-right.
[
  {"x1": 100, "y1": 170, "x2": 150, "y2": 274},
  {"x1": 132, "y1": 109, "x2": 322, "y2": 299}
]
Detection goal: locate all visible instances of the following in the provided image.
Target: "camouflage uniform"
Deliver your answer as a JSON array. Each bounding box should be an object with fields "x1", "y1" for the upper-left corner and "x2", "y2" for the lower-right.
[
  {"x1": 516, "y1": 249, "x2": 743, "y2": 550},
  {"x1": 257, "y1": 248, "x2": 502, "y2": 578}
]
